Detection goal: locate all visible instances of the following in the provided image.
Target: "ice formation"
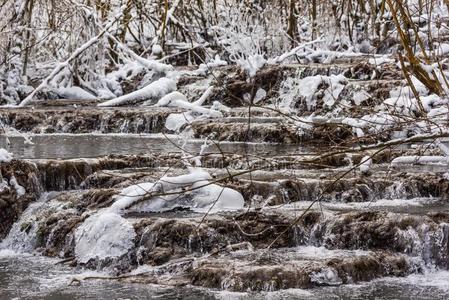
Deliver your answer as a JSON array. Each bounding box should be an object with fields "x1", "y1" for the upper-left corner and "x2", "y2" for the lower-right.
[{"x1": 74, "y1": 211, "x2": 136, "y2": 264}]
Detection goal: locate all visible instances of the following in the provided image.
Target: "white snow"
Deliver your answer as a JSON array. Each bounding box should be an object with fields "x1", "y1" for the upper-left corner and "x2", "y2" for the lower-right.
[
  {"x1": 110, "y1": 167, "x2": 243, "y2": 213},
  {"x1": 190, "y1": 180, "x2": 245, "y2": 211},
  {"x1": 155, "y1": 91, "x2": 188, "y2": 106},
  {"x1": 98, "y1": 77, "x2": 176, "y2": 107},
  {"x1": 352, "y1": 90, "x2": 371, "y2": 105},
  {"x1": 359, "y1": 156, "x2": 372, "y2": 173},
  {"x1": 254, "y1": 88, "x2": 267, "y2": 104},
  {"x1": 19, "y1": 15, "x2": 122, "y2": 107},
  {"x1": 56, "y1": 86, "x2": 96, "y2": 100},
  {"x1": 111, "y1": 168, "x2": 213, "y2": 212},
  {"x1": 295, "y1": 76, "x2": 323, "y2": 110},
  {"x1": 193, "y1": 86, "x2": 214, "y2": 106},
  {"x1": 195, "y1": 55, "x2": 228, "y2": 76},
  {"x1": 384, "y1": 95, "x2": 418, "y2": 114},
  {"x1": 428, "y1": 106, "x2": 449, "y2": 118},
  {"x1": 437, "y1": 140, "x2": 449, "y2": 156},
  {"x1": 155, "y1": 87, "x2": 223, "y2": 132},
  {"x1": 435, "y1": 43, "x2": 449, "y2": 56},
  {"x1": 271, "y1": 39, "x2": 324, "y2": 63},
  {"x1": 151, "y1": 44, "x2": 163, "y2": 56},
  {"x1": 111, "y1": 182, "x2": 158, "y2": 212},
  {"x1": 391, "y1": 156, "x2": 449, "y2": 166},
  {"x1": 237, "y1": 54, "x2": 266, "y2": 78},
  {"x1": 278, "y1": 74, "x2": 347, "y2": 111},
  {"x1": 211, "y1": 101, "x2": 231, "y2": 112},
  {"x1": 368, "y1": 56, "x2": 395, "y2": 65},
  {"x1": 0, "y1": 148, "x2": 13, "y2": 162},
  {"x1": 165, "y1": 112, "x2": 195, "y2": 132},
  {"x1": 10, "y1": 176, "x2": 25, "y2": 197},
  {"x1": 390, "y1": 78, "x2": 428, "y2": 98},
  {"x1": 160, "y1": 168, "x2": 212, "y2": 189},
  {"x1": 73, "y1": 169, "x2": 226, "y2": 263},
  {"x1": 155, "y1": 90, "x2": 221, "y2": 117},
  {"x1": 421, "y1": 94, "x2": 447, "y2": 111}
]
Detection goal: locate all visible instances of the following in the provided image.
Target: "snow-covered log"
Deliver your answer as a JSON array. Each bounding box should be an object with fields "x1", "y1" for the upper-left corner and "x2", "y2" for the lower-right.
[
  {"x1": 391, "y1": 156, "x2": 449, "y2": 166},
  {"x1": 98, "y1": 77, "x2": 176, "y2": 107}
]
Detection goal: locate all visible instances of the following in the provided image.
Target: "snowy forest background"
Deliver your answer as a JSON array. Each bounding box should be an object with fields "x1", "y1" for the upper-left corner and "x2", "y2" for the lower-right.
[{"x1": 1, "y1": 0, "x2": 448, "y2": 109}]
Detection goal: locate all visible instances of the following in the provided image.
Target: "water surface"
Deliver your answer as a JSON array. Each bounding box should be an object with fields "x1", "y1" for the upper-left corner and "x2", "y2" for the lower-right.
[
  {"x1": 0, "y1": 134, "x2": 301, "y2": 159},
  {"x1": 1, "y1": 252, "x2": 449, "y2": 300}
]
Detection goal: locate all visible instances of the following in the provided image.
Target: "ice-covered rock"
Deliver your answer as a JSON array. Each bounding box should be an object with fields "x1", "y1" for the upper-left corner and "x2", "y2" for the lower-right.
[{"x1": 74, "y1": 211, "x2": 136, "y2": 264}]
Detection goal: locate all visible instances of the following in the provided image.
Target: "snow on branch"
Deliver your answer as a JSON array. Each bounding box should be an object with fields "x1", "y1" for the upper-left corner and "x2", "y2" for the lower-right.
[
  {"x1": 107, "y1": 33, "x2": 173, "y2": 74},
  {"x1": 98, "y1": 77, "x2": 176, "y2": 107}
]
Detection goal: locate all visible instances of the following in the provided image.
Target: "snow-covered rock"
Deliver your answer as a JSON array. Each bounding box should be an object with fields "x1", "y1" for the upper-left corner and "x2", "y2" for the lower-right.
[
  {"x1": 0, "y1": 148, "x2": 13, "y2": 163},
  {"x1": 152, "y1": 44, "x2": 163, "y2": 56},
  {"x1": 190, "y1": 180, "x2": 245, "y2": 211},
  {"x1": 9, "y1": 176, "x2": 25, "y2": 197},
  {"x1": 360, "y1": 156, "x2": 372, "y2": 174},
  {"x1": 110, "y1": 168, "x2": 243, "y2": 213},
  {"x1": 238, "y1": 54, "x2": 266, "y2": 77}
]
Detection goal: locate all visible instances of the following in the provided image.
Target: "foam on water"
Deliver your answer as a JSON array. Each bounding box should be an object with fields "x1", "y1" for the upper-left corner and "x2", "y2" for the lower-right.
[{"x1": 387, "y1": 270, "x2": 449, "y2": 291}]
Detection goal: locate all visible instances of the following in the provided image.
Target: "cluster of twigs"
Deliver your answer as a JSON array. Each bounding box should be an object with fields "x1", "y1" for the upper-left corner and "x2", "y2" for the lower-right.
[{"x1": 1, "y1": 0, "x2": 433, "y2": 82}]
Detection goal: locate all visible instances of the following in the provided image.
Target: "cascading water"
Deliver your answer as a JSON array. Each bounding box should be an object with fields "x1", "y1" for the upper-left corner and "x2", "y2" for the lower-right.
[{"x1": 1, "y1": 193, "x2": 58, "y2": 253}]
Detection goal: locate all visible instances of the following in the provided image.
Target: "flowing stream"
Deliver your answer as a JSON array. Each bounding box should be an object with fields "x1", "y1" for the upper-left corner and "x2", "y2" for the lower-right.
[
  {"x1": 0, "y1": 134, "x2": 302, "y2": 159},
  {"x1": 1, "y1": 119, "x2": 449, "y2": 299},
  {"x1": 2, "y1": 250, "x2": 449, "y2": 299}
]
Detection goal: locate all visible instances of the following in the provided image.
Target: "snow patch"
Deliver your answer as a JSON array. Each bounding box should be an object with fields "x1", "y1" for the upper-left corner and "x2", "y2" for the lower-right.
[
  {"x1": 190, "y1": 180, "x2": 245, "y2": 212},
  {"x1": 237, "y1": 54, "x2": 266, "y2": 78},
  {"x1": 359, "y1": 156, "x2": 372, "y2": 174},
  {"x1": 0, "y1": 148, "x2": 13, "y2": 162},
  {"x1": 195, "y1": 55, "x2": 228, "y2": 76},
  {"x1": 368, "y1": 56, "x2": 395, "y2": 65},
  {"x1": 10, "y1": 176, "x2": 25, "y2": 197},
  {"x1": 278, "y1": 74, "x2": 347, "y2": 111},
  {"x1": 391, "y1": 156, "x2": 449, "y2": 166}
]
